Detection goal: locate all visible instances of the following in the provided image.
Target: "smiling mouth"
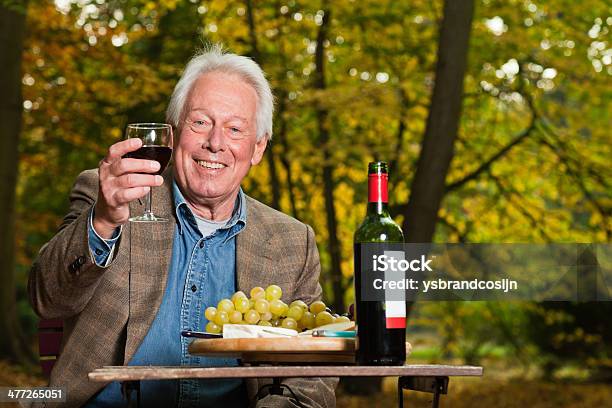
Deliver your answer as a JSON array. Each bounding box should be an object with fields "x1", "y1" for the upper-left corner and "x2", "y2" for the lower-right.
[{"x1": 195, "y1": 159, "x2": 227, "y2": 169}]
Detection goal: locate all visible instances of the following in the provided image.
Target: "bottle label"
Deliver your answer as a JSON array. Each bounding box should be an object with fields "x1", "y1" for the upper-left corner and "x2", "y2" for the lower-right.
[
  {"x1": 385, "y1": 303, "x2": 407, "y2": 328},
  {"x1": 383, "y1": 250, "x2": 406, "y2": 329},
  {"x1": 368, "y1": 173, "x2": 388, "y2": 203}
]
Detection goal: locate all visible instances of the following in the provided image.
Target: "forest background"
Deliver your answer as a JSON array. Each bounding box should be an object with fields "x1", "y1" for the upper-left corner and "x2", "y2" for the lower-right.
[{"x1": 0, "y1": 0, "x2": 610, "y2": 406}]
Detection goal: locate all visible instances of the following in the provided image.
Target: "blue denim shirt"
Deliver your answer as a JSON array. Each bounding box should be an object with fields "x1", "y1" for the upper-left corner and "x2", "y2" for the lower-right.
[{"x1": 86, "y1": 181, "x2": 248, "y2": 407}]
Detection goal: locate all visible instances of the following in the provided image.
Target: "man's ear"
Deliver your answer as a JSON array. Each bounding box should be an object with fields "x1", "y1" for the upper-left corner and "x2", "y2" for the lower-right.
[{"x1": 250, "y1": 135, "x2": 268, "y2": 166}]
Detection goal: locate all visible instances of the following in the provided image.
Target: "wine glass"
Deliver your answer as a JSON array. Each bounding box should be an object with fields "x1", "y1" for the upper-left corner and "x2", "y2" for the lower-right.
[{"x1": 124, "y1": 123, "x2": 173, "y2": 222}]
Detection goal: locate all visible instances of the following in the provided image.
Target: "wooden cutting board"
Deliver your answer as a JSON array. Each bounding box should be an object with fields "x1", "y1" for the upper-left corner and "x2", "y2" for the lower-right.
[{"x1": 188, "y1": 337, "x2": 412, "y2": 364}]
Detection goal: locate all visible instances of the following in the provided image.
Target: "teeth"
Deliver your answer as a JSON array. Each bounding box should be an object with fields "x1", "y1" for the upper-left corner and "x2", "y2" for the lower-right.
[{"x1": 196, "y1": 160, "x2": 226, "y2": 169}]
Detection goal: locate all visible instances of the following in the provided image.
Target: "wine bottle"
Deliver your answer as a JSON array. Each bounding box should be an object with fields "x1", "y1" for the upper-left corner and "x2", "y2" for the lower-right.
[{"x1": 354, "y1": 161, "x2": 406, "y2": 365}]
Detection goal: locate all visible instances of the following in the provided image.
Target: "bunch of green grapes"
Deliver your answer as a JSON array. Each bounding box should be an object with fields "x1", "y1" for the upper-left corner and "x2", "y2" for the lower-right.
[{"x1": 204, "y1": 285, "x2": 351, "y2": 334}]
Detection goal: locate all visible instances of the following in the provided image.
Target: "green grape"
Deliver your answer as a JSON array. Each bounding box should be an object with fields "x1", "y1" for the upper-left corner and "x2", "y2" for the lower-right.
[
  {"x1": 290, "y1": 300, "x2": 308, "y2": 313},
  {"x1": 234, "y1": 296, "x2": 250, "y2": 313},
  {"x1": 249, "y1": 299, "x2": 256, "y2": 309},
  {"x1": 254, "y1": 299, "x2": 270, "y2": 314},
  {"x1": 309, "y1": 300, "x2": 326, "y2": 315},
  {"x1": 217, "y1": 299, "x2": 234, "y2": 313},
  {"x1": 260, "y1": 311, "x2": 273, "y2": 321},
  {"x1": 335, "y1": 315, "x2": 351, "y2": 324},
  {"x1": 250, "y1": 286, "x2": 266, "y2": 300},
  {"x1": 281, "y1": 317, "x2": 298, "y2": 330},
  {"x1": 231, "y1": 291, "x2": 247, "y2": 302},
  {"x1": 214, "y1": 310, "x2": 230, "y2": 326},
  {"x1": 205, "y1": 321, "x2": 222, "y2": 334},
  {"x1": 287, "y1": 305, "x2": 304, "y2": 321},
  {"x1": 279, "y1": 301, "x2": 289, "y2": 317},
  {"x1": 270, "y1": 318, "x2": 281, "y2": 327},
  {"x1": 265, "y1": 285, "x2": 283, "y2": 301},
  {"x1": 244, "y1": 309, "x2": 261, "y2": 324},
  {"x1": 204, "y1": 306, "x2": 217, "y2": 321},
  {"x1": 300, "y1": 311, "x2": 316, "y2": 329},
  {"x1": 315, "y1": 311, "x2": 334, "y2": 327},
  {"x1": 229, "y1": 310, "x2": 242, "y2": 324},
  {"x1": 258, "y1": 321, "x2": 272, "y2": 327},
  {"x1": 269, "y1": 299, "x2": 285, "y2": 316}
]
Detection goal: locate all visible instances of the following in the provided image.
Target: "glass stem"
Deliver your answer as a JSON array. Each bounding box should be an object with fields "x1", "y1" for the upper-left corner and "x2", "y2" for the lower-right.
[{"x1": 144, "y1": 189, "x2": 153, "y2": 217}]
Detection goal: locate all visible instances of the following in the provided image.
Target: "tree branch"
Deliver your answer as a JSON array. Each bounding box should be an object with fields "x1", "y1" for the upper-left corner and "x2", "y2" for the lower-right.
[
  {"x1": 539, "y1": 119, "x2": 611, "y2": 191},
  {"x1": 437, "y1": 214, "x2": 468, "y2": 243},
  {"x1": 446, "y1": 108, "x2": 537, "y2": 193},
  {"x1": 488, "y1": 171, "x2": 554, "y2": 242},
  {"x1": 537, "y1": 130, "x2": 611, "y2": 239}
]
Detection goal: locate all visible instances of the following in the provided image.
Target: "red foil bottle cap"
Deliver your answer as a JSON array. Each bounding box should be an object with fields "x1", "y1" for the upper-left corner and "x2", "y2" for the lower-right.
[{"x1": 368, "y1": 172, "x2": 388, "y2": 203}]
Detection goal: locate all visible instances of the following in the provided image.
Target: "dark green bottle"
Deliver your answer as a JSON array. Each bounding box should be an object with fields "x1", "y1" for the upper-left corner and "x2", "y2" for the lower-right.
[{"x1": 354, "y1": 161, "x2": 406, "y2": 365}]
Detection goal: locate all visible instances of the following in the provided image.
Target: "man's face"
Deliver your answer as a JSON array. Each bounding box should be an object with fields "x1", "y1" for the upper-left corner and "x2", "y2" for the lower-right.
[{"x1": 173, "y1": 71, "x2": 267, "y2": 210}]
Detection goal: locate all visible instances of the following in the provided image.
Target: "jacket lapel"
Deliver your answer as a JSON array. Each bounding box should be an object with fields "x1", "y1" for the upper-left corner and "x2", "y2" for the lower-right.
[
  {"x1": 124, "y1": 168, "x2": 175, "y2": 364},
  {"x1": 236, "y1": 197, "x2": 273, "y2": 294}
]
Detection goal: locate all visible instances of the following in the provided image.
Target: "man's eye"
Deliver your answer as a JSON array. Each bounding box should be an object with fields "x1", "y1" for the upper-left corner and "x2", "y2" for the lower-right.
[
  {"x1": 190, "y1": 120, "x2": 210, "y2": 132},
  {"x1": 230, "y1": 127, "x2": 241, "y2": 133}
]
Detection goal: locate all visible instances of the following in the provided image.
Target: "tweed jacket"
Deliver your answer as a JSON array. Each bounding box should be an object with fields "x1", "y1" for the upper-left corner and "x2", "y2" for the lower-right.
[{"x1": 28, "y1": 168, "x2": 337, "y2": 407}]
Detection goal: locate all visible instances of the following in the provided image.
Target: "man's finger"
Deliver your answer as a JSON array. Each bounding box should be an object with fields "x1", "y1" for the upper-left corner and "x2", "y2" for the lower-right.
[
  {"x1": 111, "y1": 158, "x2": 160, "y2": 176},
  {"x1": 115, "y1": 173, "x2": 163, "y2": 189},
  {"x1": 105, "y1": 138, "x2": 143, "y2": 163},
  {"x1": 114, "y1": 186, "x2": 151, "y2": 204}
]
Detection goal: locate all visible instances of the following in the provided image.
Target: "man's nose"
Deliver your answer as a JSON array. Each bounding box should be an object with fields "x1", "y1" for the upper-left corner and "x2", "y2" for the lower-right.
[{"x1": 204, "y1": 125, "x2": 226, "y2": 152}]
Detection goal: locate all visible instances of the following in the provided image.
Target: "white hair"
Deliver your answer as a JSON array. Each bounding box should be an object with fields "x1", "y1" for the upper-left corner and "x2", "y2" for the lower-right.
[{"x1": 166, "y1": 44, "x2": 274, "y2": 141}]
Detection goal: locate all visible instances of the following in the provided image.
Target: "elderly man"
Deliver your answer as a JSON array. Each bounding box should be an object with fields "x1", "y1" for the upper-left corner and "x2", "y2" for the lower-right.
[{"x1": 29, "y1": 46, "x2": 337, "y2": 407}]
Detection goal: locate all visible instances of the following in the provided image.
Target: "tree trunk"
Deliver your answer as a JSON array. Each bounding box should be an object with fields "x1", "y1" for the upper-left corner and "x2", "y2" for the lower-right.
[
  {"x1": 389, "y1": 88, "x2": 408, "y2": 194},
  {"x1": 275, "y1": 91, "x2": 301, "y2": 219},
  {"x1": 313, "y1": 8, "x2": 344, "y2": 313},
  {"x1": 264, "y1": 140, "x2": 281, "y2": 210},
  {"x1": 0, "y1": 2, "x2": 33, "y2": 363},
  {"x1": 273, "y1": 1, "x2": 300, "y2": 219},
  {"x1": 402, "y1": 0, "x2": 475, "y2": 243},
  {"x1": 246, "y1": 0, "x2": 281, "y2": 210}
]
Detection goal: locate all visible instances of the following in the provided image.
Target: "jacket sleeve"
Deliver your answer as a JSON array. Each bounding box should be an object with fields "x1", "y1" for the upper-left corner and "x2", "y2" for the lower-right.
[
  {"x1": 255, "y1": 224, "x2": 339, "y2": 408},
  {"x1": 28, "y1": 169, "x2": 119, "y2": 319}
]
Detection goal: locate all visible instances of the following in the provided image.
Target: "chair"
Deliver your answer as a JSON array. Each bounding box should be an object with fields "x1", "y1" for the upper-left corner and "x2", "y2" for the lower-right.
[{"x1": 38, "y1": 319, "x2": 63, "y2": 377}]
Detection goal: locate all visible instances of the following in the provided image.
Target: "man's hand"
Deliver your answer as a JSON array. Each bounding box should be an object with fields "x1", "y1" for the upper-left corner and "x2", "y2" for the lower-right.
[{"x1": 93, "y1": 138, "x2": 164, "y2": 238}]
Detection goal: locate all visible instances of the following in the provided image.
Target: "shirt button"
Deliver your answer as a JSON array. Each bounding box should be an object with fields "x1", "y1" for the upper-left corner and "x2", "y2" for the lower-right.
[
  {"x1": 191, "y1": 284, "x2": 197, "y2": 292},
  {"x1": 199, "y1": 241, "x2": 205, "y2": 249},
  {"x1": 95, "y1": 249, "x2": 103, "y2": 256}
]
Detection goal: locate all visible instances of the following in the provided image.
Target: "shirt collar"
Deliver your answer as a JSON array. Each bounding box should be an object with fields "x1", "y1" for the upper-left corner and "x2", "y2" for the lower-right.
[{"x1": 173, "y1": 179, "x2": 247, "y2": 239}]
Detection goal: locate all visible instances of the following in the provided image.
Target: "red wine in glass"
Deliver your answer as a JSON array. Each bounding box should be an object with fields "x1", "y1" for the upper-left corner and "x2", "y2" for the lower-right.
[{"x1": 125, "y1": 146, "x2": 172, "y2": 175}]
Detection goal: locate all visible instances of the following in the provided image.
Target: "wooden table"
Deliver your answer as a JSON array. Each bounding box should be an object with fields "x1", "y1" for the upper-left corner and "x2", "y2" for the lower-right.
[
  {"x1": 188, "y1": 336, "x2": 365, "y2": 364},
  {"x1": 89, "y1": 364, "x2": 483, "y2": 408}
]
